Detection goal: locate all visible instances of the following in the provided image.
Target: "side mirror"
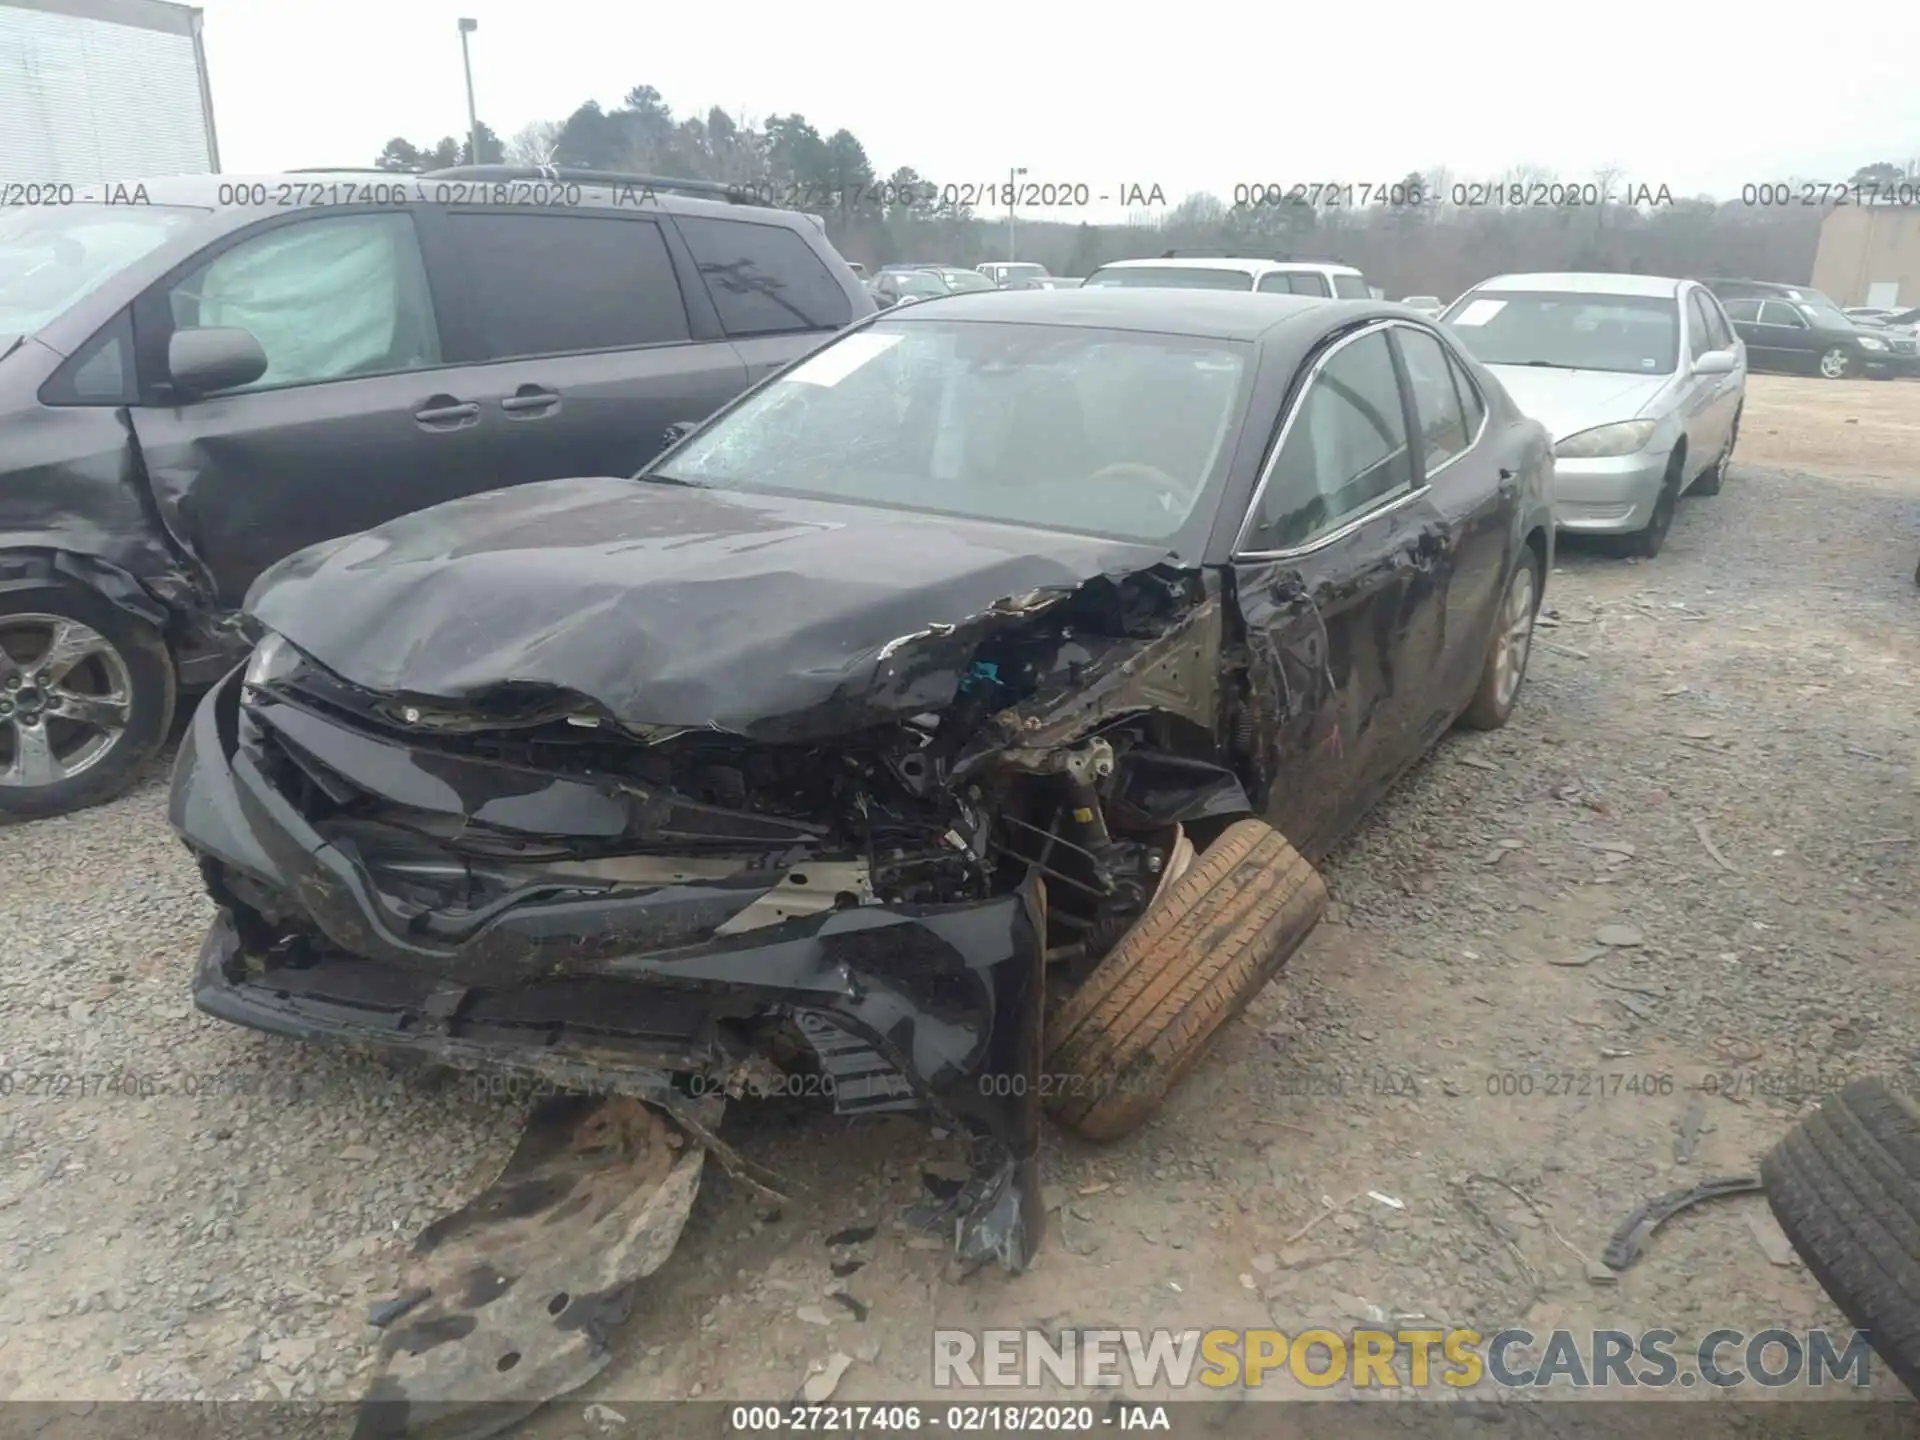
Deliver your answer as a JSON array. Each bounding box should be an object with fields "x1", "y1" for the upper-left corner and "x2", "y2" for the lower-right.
[
  {"x1": 661, "y1": 421, "x2": 699, "y2": 450},
  {"x1": 167, "y1": 327, "x2": 268, "y2": 398},
  {"x1": 1693, "y1": 349, "x2": 1738, "y2": 376}
]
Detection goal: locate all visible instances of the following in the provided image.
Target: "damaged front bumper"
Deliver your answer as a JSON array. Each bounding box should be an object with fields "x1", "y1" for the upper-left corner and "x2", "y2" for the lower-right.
[{"x1": 171, "y1": 667, "x2": 1046, "y2": 1271}]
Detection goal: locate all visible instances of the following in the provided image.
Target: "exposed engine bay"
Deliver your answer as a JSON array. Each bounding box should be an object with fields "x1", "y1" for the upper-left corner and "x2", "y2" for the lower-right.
[{"x1": 229, "y1": 564, "x2": 1251, "y2": 983}]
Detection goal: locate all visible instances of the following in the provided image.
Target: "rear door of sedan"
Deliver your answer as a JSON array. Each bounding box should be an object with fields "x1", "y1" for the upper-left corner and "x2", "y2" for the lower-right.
[{"x1": 1227, "y1": 321, "x2": 1452, "y2": 857}]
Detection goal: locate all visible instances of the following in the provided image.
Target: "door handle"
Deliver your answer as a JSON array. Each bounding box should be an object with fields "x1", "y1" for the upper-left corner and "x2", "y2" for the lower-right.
[
  {"x1": 415, "y1": 399, "x2": 479, "y2": 425},
  {"x1": 501, "y1": 387, "x2": 560, "y2": 415}
]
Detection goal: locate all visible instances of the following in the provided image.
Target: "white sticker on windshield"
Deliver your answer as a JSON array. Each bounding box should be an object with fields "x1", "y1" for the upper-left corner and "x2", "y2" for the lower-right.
[
  {"x1": 1451, "y1": 298, "x2": 1507, "y2": 327},
  {"x1": 786, "y1": 331, "x2": 904, "y2": 387}
]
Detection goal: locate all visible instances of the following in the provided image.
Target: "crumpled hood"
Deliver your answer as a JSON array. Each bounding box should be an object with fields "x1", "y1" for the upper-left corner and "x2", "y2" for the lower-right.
[
  {"x1": 249, "y1": 476, "x2": 1171, "y2": 739},
  {"x1": 1484, "y1": 366, "x2": 1671, "y2": 443}
]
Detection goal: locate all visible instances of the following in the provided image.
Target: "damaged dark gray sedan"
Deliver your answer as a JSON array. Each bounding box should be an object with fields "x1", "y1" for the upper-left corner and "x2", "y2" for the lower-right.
[{"x1": 171, "y1": 289, "x2": 1552, "y2": 1292}]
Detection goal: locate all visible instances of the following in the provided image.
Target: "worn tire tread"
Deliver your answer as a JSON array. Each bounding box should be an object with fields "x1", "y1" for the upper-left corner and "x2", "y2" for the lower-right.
[
  {"x1": 1045, "y1": 819, "x2": 1325, "y2": 1142},
  {"x1": 1759, "y1": 1077, "x2": 1920, "y2": 1397}
]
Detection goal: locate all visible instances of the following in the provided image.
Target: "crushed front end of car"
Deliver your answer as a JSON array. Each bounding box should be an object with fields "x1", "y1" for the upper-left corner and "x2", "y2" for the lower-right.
[{"x1": 171, "y1": 531, "x2": 1248, "y2": 1282}]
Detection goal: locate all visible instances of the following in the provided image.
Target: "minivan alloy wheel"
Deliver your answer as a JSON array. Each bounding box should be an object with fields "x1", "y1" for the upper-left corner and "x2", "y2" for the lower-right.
[
  {"x1": 0, "y1": 615, "x2": 134, "y2": 788},
  {"x1": 1819, "y1": 347, "x2": 1853, "y2": 379}
]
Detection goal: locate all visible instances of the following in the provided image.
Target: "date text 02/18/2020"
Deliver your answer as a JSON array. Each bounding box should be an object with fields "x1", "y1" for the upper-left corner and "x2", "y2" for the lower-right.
[{"x1": 727, "y1": 1404, "x2": 1171, "y2": 1432}]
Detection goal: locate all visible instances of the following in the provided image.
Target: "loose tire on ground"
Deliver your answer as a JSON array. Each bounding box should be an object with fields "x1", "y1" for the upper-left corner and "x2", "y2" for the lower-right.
[
  {"x1": 0, "y1": 584, "x2": 174, "y2": 821},
  {"x1": 1759, "y1": 1076, "x2": 1920, "y2": 1398},
  {"x1": 1044, "y1": 818, "x2": 1326, "y2": 1142}
]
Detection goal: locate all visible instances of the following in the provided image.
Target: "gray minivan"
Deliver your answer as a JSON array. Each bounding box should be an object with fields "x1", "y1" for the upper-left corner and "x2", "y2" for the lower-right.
[{"x1": 0, "y1": 166, "x2": 874, "y2": 817}]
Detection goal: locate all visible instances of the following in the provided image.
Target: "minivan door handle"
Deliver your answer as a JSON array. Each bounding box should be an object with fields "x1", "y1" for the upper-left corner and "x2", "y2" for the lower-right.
[
  {"x1": 500, "y1": 386, "x2": 560, "y2": 415},
  {"x1": 415, "y1": 397, "x2": 479, "y2": 427}
]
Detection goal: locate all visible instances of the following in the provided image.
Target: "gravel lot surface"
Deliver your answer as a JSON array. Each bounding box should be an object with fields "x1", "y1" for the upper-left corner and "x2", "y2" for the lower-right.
[{"x1": 1, "y1": 373, "x2": 1916, "y2": 1419}]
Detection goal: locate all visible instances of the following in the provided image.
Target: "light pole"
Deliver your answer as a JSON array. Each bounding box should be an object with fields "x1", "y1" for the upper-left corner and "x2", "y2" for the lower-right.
[
  {"x1": 1007, "y1": 165, "x2": 1026, "y2": 261},
  {"x1": 456, "y1": 19, "x2": 481, "y2": 165}
]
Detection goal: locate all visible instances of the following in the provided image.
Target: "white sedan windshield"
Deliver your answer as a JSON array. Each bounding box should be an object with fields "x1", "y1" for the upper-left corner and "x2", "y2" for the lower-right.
[{"x1": 659, "y1": 320, "x2": 1251, "y2": 546}]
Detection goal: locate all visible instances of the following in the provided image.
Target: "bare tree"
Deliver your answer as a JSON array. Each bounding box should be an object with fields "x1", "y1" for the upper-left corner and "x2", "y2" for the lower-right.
[{"x1": 506, "y1": 120, "x2": 563, "y2": 168}]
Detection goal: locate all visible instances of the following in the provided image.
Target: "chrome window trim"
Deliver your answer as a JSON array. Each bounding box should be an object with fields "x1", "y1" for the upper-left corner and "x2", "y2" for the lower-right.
[
  {"x1": 1232, "y1": 317, "x2": 1479, "y2": 558},
  {"x1": 1236, "y1": 481, "x2": 1433, "y2": 563}
]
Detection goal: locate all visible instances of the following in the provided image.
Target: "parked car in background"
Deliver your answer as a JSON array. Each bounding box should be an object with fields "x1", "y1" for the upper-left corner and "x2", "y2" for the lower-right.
[
  {"x1": 1006, "y1": 276, "x2": 1083, "y2": 290},
  {"x1": 978, "y1": 262, "x2": 1048, "y2": 287},
  {"x1": 1842, "y1": 306, "x2": 1920, "y2": 375},
  {"x1": 1442, "y1": 272, "x2": 1745, "y2": 558},
  {"x1": 1715, "y1": 295, "x2": 1901, "y2": 379},
  {"x1": 847, "y1": 261, "x2": 870, "y2": 281},
  {"x1": 871, "y1": 267, "x2": 996, "y2": 308},
  {"x1": 1084, "y1": 254, "x2": 1373, "y2": 299},
  {"x1": 1401, "y1": 295, "x2": 1445, "y2": 318},
  {"x1": 0, "y1": 165, "x2": 874, "y2": 819},
  {"x1": 171, "y1": 288, "x2": 1551, "y2": 1285}
]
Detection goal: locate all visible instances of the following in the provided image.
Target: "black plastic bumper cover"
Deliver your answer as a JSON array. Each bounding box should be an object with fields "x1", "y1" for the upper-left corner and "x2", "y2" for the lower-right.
[{"x1": 171, "y1": 669, "x2": 1045, "y2": 1271}]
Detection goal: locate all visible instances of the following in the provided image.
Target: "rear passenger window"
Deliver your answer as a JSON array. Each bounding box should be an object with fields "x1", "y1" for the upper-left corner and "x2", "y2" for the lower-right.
[
  {"x1": 1332, "y1": 273, "x2": 1371, "y2": 299},
  {"x1": 1256, "y1": 273, "x2": 1294, "y2": 295},
  {"x1": 1395, "y1": 327, "x2": 1469, "y2": 473},
  {"x1": 1447, "y1": 348, "x2": 1486, "y2": 434},
  {"x1": 1244, "y1": 328, "x2": 1413, "y2": 551},
  {"x1": 446, "y1": 213, "x2": 690, "y2": 358},
  {"x1": 167, "y1": 212, "x2": 441, "y2": 390},
  {"x1": 1289, "y1": 273, "x2": 1332, "y2": 297},
  {"x1": 676, "y1": 216, "x2": 854, "y2": 336}
]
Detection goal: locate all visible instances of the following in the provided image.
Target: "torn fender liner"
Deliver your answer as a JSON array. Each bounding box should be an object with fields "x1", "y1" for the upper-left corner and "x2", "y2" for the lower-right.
[
  {"x1": 245, "y1": 477, "x2": 1172, "y2": 741},
  {"x1": 352, "y1": 1095, "x2": 709, "y2": 1440}
]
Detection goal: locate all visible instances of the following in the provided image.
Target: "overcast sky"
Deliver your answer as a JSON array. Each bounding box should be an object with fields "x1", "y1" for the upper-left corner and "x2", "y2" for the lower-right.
[{"x1": 200, "y1": 0, "x2": 1920, "y2": 220}]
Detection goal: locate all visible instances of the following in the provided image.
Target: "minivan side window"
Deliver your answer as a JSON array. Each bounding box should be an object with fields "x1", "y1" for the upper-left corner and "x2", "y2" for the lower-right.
[
  {"x1": 446, "y1": 212, "x2": 692, "y2": 359},
  {"x1": 1243, "y1": 328, "x2": 1414, "y2": 551},
  {"x1": 165, "y1": 212, "x2": 441, "y2": 392},
  {"x1": 1332, "y1": 273, "x2": 1371, "y2": 299},
  {"x1": 1256, "y1": 272, "x2": 1294, "y2": 295},
  {"x1": 675, "y1": 216, "x2": 854, "y2": 336},
  {"x1": 1289, "y1": 272, "x2": 1332, "y2": 297}
]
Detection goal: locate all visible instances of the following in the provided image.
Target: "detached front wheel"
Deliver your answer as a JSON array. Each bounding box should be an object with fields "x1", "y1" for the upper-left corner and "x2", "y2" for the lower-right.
[
  {"x1": 1043, "y1": 818, "x2": 1326, "y2": 1142},
  {"x1": 0, "y1": 587, "x2": 175, "y2": 820}
]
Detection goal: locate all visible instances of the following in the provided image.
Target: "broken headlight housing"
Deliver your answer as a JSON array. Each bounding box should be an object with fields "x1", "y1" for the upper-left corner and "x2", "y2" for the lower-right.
[{"x1": 243, "y1": 631, "x2": 302, "y2": 692}]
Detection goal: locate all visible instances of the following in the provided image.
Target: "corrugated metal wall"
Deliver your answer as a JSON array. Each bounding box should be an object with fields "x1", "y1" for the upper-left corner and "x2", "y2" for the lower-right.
[{"x1": 1, "y1": 3, "x2": 213, "y2": 183}]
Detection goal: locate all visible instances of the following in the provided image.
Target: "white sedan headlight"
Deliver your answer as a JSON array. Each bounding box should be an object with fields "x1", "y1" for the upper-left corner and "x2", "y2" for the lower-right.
[
  {"x1": 1554, "y1": 420, "x2": 1659, "y2": 460},
  {"x1": 243, "y1": 631, "x2": 301, "y2": 690}
]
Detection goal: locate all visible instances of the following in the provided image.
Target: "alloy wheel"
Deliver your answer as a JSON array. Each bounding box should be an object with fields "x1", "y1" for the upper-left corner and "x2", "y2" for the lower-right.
[
  {"x1": 1491, "y1": 564, "x2": 1536, "y2": 709},
  {"x1": 0, "y1": 615, "x2": 134, "y2": 789},
  {"x1": 1819, "y1": 347, "x2": 1852, "y2": 379}
]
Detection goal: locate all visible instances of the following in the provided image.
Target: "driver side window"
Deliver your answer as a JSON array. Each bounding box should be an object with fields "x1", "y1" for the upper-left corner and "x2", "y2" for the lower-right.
[
  {"x1": 165, "y1": 213, "x2": 442, "y2": 393},
  {"x1": 1242, "y1": 328, "x2": 1415, "y2": 552}
]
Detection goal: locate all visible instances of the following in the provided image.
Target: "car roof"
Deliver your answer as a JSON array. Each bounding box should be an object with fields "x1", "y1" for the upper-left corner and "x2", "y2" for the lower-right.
[
  {"x1": 1472, "y1": 272, "x2": 1685, "y2": 298},
  {"x1": 874, "y1": 286, "x2": 1395, "y2": 341},
  {"x1": 59, "y1": 171, "x2": 819, "y2": 227},
  {"x1": 1091, "y1": 257, "x2": 1362, "y2": 277}
]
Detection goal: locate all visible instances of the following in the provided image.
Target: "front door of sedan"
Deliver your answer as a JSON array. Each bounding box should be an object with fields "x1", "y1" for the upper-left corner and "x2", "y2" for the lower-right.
[
  {"x1": 1677, "y1": 289, "x2": 1733, "y2": 473},
  {"x1": 1229, "y1": 323, "x2": 1447, "y2": 859}
]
